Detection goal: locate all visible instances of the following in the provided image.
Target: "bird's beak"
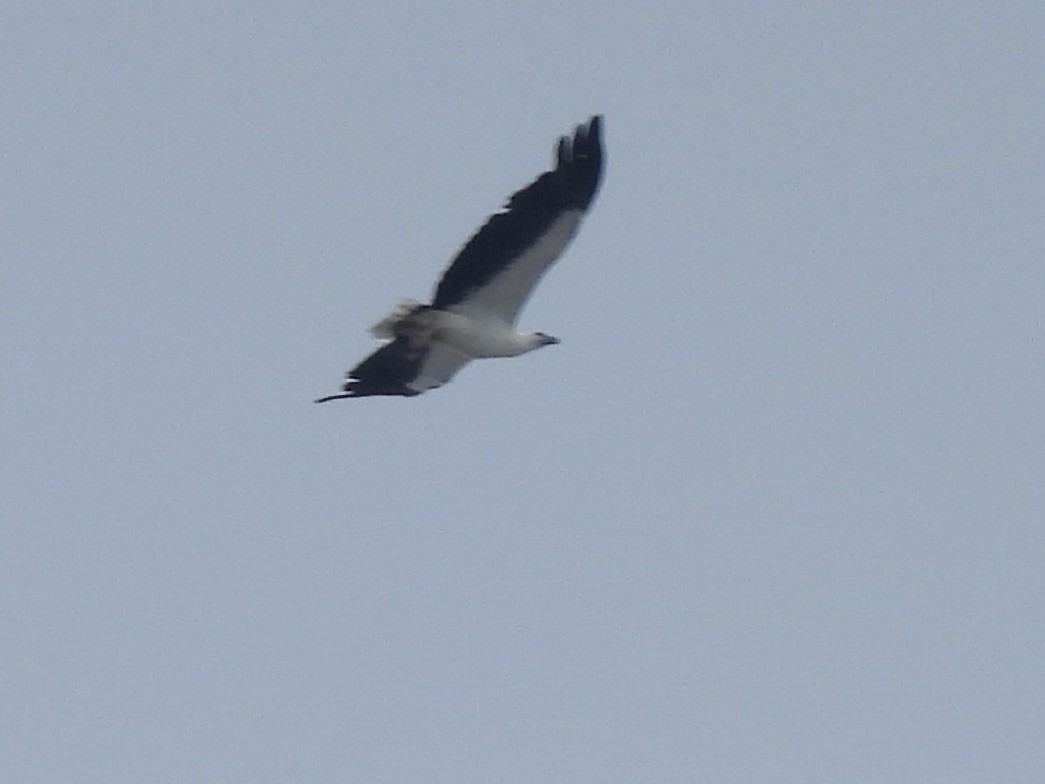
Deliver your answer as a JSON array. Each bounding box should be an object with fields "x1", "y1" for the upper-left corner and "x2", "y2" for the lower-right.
[{"x1": 545, "y1": 335, "x2": 561, "y2": 346}]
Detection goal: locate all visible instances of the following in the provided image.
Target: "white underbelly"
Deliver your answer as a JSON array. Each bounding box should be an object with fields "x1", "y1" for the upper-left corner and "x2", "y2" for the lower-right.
[{"x1": 436, "y1": 310, "x2": 526, "y2": 358}]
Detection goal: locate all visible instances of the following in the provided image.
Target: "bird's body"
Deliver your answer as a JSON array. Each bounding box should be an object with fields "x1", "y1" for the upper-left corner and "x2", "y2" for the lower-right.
[
  {"x1": 420, "y1": 309, "x2": 555, "y2": 359},
  {"x1": 316, "y1": 116, "x2": 604, "y2": 401}
]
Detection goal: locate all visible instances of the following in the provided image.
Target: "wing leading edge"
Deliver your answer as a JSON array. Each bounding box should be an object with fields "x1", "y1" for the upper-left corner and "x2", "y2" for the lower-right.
[{"x1": 314, "y1": 339, "x2": 472, "y2": 401}]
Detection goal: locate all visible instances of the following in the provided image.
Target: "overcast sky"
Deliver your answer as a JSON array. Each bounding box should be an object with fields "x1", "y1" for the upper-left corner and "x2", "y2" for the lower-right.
[{"x1": 4, "y1": 3, "x2": 1044, "y2": 782}]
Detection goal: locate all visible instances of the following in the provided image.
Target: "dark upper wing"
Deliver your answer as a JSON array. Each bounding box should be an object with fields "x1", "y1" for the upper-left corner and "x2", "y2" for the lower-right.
[
  {"x1": 431, "y1": 116, "x2": 604, "y2": 323},
  {"x1": 315, "y1": 338, "x2": 423, "y2": 400}
]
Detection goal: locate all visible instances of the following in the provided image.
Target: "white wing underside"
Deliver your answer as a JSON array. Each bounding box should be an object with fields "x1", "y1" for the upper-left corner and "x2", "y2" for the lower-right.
[
  {"x1": 447, "y1": 210, "x2": 585, "y2": 325},
  {"x1": 408, "y1": 343, "x2": 473, "y2": 393}
]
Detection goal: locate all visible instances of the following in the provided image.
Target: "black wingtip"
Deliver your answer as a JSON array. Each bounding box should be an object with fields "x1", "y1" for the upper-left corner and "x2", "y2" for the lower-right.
[
  {"x1": 561, "y1": 115, "x2": 603, "y2": 209},
  {"x1": 315, "y1": 393, "x2": 353, "y2": 403},
  {"x1": 582, "y1": 115, "x2": 602, "y2": 150},
  {"x1": 588, "y1": 115, "x2": 602, "y2": 142},
  {"x1": 557, "y1": 116, "x2": 602, "y2": 166}
]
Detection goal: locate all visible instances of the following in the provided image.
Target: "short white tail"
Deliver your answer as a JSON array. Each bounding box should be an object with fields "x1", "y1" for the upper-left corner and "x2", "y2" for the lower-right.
[{"x1": 368, "y1": 298, "x2": 422, "y2": 339}]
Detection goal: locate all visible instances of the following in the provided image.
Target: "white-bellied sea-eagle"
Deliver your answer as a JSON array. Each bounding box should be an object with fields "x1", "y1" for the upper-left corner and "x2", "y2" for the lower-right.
[{"x1": 316, "y1": 115, "x2": 604, "y2": 401}]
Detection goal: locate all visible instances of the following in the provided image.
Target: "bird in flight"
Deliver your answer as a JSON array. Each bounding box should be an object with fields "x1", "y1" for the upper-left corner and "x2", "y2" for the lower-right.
[{"x1": 316, "y1": 115, "x2": 604, "y2": 401}]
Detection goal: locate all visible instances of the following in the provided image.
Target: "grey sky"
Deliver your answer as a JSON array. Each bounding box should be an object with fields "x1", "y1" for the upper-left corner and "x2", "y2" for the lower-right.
[{"x1": 4, "y1": 3, "x2": 1043, "y2": 782}]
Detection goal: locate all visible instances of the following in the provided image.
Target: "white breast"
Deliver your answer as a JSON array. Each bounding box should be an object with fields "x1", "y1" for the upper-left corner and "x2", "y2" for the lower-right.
[{"x1": 435, "y1": 310, "x2": 534, "y2": 358}]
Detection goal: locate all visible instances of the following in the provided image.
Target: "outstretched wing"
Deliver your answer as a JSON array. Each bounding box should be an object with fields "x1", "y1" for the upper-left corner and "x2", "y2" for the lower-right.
[
  {"x1": 431, "y1": 116, "x2": 604, "y2": 324},
  {"x1": 315, "y1": 338, "x2": 472, "y2": 401}
]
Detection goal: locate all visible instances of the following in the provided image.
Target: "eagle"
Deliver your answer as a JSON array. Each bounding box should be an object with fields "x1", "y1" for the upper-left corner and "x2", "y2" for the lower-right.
[{"x1": 316, "y1": 115, "x2": 604, "y2": 401}]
